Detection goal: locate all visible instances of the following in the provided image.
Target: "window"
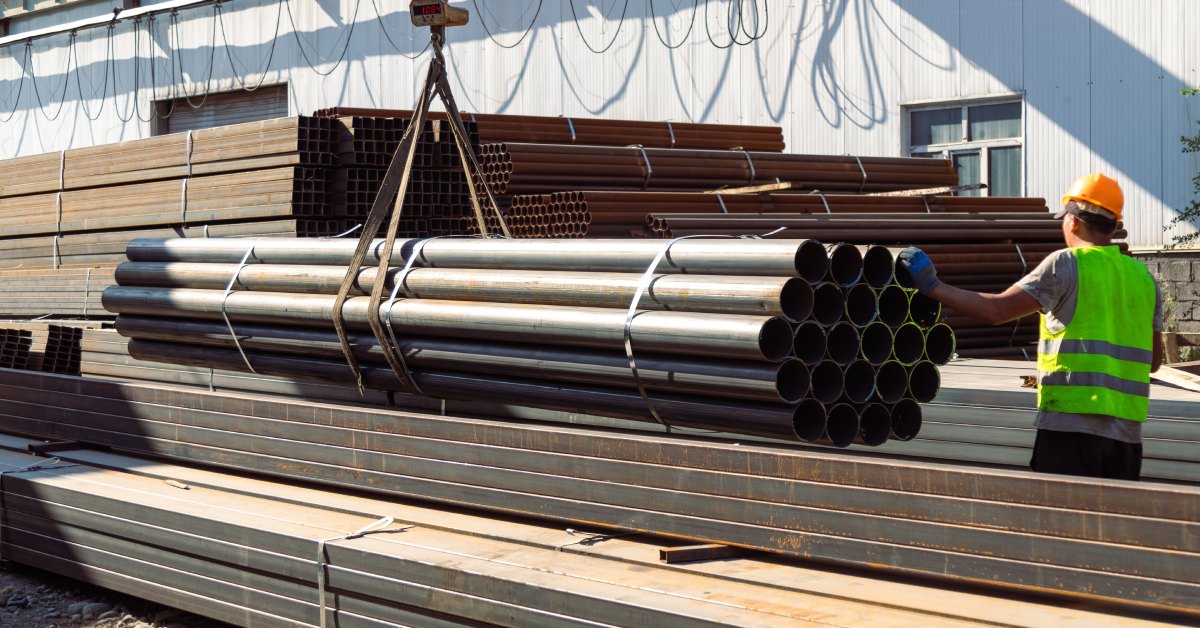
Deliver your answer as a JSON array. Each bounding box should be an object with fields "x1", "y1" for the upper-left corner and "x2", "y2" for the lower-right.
[{"x1": 907, "y1": 99, "x2": 1022, "y2": 197}]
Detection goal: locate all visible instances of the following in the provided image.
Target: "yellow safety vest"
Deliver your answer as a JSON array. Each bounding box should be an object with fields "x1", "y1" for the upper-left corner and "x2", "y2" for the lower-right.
[{"x1": 1037, "y1": 246, "x2": 1156, "y2": 422}]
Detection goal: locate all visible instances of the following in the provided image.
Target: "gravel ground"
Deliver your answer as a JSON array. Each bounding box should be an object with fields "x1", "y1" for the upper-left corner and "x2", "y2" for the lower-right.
[{"x1": 0, "y1": 563, "x2": 226, "y2": 628}]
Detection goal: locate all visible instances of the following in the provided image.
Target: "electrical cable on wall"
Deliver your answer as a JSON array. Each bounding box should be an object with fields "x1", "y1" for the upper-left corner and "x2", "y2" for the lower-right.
[
  {"x1": 284, "y1": 0, "x2": 362, "y2": 76},
  {"x1": 217, "y1": 0, "x2": 283, "y2": 92},
  {"x1": 0, "y1": 0, "x2": 775, "y2": 129},
  {"x1": 170, "y1": 6, "x2": 219, "y2": 109},
  {"x1": 472, "y1": 0, "x2": 541, "y2": 49},
  {"x1": 649, "y1": 0, "x2": 698, "y2": 50},
  {"x1": 568, "y1": 0, "x2": 629, "y2": 54},
  {"x1": 372, "y1": 0, "x2": 430, "y2": 58}
]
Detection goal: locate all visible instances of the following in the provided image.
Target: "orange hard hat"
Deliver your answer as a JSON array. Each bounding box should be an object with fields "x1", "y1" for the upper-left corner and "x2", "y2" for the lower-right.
[{"x1": 1061, "y1": 173, "x2": 1123, "y2": 221}]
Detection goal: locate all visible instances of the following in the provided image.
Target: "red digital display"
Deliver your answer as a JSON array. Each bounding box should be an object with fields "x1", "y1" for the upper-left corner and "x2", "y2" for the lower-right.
[{"x1": 416, "y1": 4, "x2": 443, "y2": 15}]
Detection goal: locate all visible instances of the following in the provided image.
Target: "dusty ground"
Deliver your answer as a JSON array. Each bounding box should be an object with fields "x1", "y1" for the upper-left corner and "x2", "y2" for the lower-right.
[{"x1": 0, "y1": 563, "x2": 225, "y2": 628}]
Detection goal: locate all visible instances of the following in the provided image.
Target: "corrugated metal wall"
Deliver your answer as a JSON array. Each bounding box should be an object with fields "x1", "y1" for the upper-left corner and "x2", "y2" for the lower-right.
[{"x1": 0, "y1": 0, "x2": 1195, "y2": 248}]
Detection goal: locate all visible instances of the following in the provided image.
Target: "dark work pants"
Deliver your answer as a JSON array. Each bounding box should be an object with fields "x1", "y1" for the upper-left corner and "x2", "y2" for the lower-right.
[{"x1": 1030, "y1": 428, "x2": 1142, "y2": 481}]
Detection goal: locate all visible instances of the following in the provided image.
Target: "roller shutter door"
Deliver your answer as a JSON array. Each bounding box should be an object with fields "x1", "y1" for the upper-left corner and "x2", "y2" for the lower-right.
[{"x1": 156, "y1": 84, "x2": 289, "y2": 134}]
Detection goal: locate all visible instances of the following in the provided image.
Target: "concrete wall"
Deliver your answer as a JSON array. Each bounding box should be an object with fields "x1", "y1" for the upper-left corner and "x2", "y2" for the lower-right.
[{"x1": 1137, "y1": 252, "x2": 1200, "y2": 337}]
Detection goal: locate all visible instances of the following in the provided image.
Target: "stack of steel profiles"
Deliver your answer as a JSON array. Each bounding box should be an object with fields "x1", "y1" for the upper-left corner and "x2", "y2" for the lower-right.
[
  {"x1": 1, "y1": 444, "x2": 1152, "y2": 628},
  {"x1": 0, "y1": 329, "x2": 31, "y2": 369},
  {"x1": 0, "y1": 167, "x2": 328, "y2": 238},
  {"x1": 475, "y1": 144, "x2": 958, "y2": 196},
  {"x1": 0, "y1": 267, "x2": 112, "y2": 317},
  {"x1": 0, "y1": 219, "x2": 350, "y2": 270},
  {"x1": 0, "y1": 321, "x2": 104, "y2": 375},
  {"x1": 0, "y1": 116, "x2": 337, "y2": 199},
  {"x1": 326, "y1": 116, "x2": 479, "y2": 237},
  {"x1": 0, "y1": 370, "x2": 1197, "y2": 618},
  {"x1": 102, "y1": 236, "x2": 948, "y2": 448},
  {"x1": 332, "y1": 116, "x2": 463, "y2": 169},
  {"x1": 313, "y1": 107, "x2": 787, "y2": 151},
  {"x1": 854, "y1": 359, "x2": 1200, "y2": 483}
]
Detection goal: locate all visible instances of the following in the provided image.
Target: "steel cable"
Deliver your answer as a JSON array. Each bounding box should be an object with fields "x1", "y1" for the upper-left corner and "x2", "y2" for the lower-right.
[{"x1": 73, "y1": 28, "x2": 113, "y2": 121}]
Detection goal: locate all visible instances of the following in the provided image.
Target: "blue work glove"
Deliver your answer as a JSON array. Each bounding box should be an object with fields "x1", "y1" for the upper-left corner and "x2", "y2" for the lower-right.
[{"x1": 897, "y1": 247, "x2": 942, "y2": 295}]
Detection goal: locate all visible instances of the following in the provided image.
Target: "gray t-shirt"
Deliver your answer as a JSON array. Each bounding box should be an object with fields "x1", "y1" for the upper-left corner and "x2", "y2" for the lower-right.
[{"x1": 1014, "y1": 249, "x2": 1162, "y2": 444}]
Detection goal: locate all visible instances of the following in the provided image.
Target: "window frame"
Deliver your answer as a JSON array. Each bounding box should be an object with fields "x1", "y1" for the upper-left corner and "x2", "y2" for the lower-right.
[{"x1": 903, "y1": 95, "x2": 1025, "y2": 197}]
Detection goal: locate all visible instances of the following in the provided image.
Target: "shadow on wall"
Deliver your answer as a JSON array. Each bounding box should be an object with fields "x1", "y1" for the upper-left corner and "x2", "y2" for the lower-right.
[
  {"x1": 0, "y1": 1, "x2": 887, "y2": 148},
  {"x1": 0, "y1": 0, "x2": 1192, "y2": 227},
  {"x1": 896, "y1": 0, "x2": 1193, "y2": 233}
]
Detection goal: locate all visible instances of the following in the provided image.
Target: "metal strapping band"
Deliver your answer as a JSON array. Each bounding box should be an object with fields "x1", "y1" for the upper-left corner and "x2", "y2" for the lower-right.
[
  {"x1": 316, "y1": 517, "x2": 399, "y2": 628},
  {"x1": 185, "y1": 130, "x2": 194, "y2": 177},
  {"x1": 82, "y1": 268, "x2": 91, "y2": 317},
  {"x1": 52, "y1": 235, "x2": 60, "y2": 269},
  {"x1": 55, "y1": 191, "x2": 63, "y2": 234},
  {"x1": 922, "y1": 196, "x2": 932, "y2": 213},
  {"x1": 202, "y1": 225, "x2": 210, "y2": 238},
  {"x1": 1020, "y1": 346, "x2": 1031, "y2": 361},
  {"x1": 332, "y1": 223, "x2": 363, "y2": 238},
  {"x1": 630, "y1": 144, "x2": 652, "y2": 189},
  {"x1": 180, "y1": 178, "x2": 189, "y2": 224},
  {"x1": 566, "y1": 117, "x2": 576, "y2": 143},
  {"x1": 58, "y1": 150, "x2": 66, "y2": 190},
  {"x1": 220, "y1": 240, "x2": 263, "y2": 373},
  {"x1": 714, "y1": 194, "x2": 728, "y2": 214},
  {"x1": 208, "y1": 368, "x2": 215, "y2": 391},
  {"x1": 624, "y1": 235, "x2": 736, "y2": 427},
  {"x1": 665, "y1": 121, "x2": 676, "y2": 148},
  {"x1": 850, "y1": 154, "x2": 867, "y2": 193},
  {"x1": 380, "y1": 240, "x2": 433, "y2": 398},
  {"x1": 808, "y1": 190, "x2": 832, "y2": 214},
  {"x1": 740, "y1": 150, "x2": 756, "y2": 182}
]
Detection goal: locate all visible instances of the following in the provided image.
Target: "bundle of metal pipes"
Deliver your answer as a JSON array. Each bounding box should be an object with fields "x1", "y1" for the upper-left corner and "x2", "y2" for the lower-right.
[
  {"x1": 313, "y1": 107, "x2": 787, "y2": 151},
  {"x1": 101, "y1": 237, "x2": 951, "y2": 448},
  {"x1": 0, "y1": 369, "x2": 1195, "y2": 618},
  {"x1": 476, "y1": 143, "x2": 959, "y2": 196},
  {"x1": 502, "y1": 190, "x2": 1052, "y2": 238}
]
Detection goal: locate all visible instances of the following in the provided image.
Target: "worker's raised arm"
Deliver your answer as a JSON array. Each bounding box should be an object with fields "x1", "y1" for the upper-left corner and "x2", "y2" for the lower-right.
[
  {"x1": 898, "y1": 247, "x2": 1041, "y2": 326},
  {"x1": 929, "y1": 283, "x2": 1041, "y2": 325}
]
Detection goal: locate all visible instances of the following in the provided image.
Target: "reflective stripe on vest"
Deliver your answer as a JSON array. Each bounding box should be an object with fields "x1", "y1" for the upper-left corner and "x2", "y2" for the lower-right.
[{"x1": 1037, "y1": 246, "x2": 1155, "y2": 423}]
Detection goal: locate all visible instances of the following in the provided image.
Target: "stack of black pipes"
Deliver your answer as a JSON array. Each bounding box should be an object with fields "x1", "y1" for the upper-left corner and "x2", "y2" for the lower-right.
[{"x1": 101, "y1": 237, "x2": 953, "y2": 448}]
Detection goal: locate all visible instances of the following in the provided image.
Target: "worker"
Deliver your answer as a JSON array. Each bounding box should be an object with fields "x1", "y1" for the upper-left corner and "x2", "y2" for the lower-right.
[{"x1": 898, "y1": 174, "x2": 1163, "y2": 481}]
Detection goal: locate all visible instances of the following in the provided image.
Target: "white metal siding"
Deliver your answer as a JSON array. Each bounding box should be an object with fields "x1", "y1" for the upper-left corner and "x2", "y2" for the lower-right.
[{"x1": 0, "y1": 0, "x2": 1195, "y2": 248}]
